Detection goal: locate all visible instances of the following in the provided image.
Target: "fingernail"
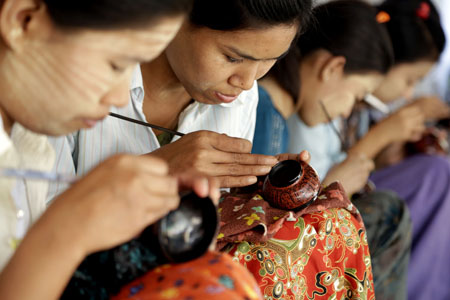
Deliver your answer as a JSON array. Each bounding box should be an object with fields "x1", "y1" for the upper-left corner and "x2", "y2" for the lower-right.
[
  {"x1": 266, "y1": 157, "x2": 278, "y2": 164},
  {"x1": 259, "y1": 166, "x2": 272, "y2": 174},
  {"x1": 304, "y1": 152, "x2": 311, "y2": 160},
  {"x1": 247, "y1": 177, "x2": 257, "y2": 184},
  {"x1": 201, "y1": 177, "x2": 209, "y2": 188}
]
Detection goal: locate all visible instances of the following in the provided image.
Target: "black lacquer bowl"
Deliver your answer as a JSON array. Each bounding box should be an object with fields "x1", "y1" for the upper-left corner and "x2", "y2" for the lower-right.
[{"x1": 140, "y1": 192, "x2": 218, "y2": 263}]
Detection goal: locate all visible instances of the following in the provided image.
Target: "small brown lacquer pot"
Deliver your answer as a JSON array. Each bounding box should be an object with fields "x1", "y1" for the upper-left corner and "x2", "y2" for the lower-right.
[{"x1": 262, "y1": 160, "x2": 320, "y2": 211}]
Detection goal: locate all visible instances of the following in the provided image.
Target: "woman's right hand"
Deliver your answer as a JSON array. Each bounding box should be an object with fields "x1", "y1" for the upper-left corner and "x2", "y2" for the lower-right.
[
  {"x1": 46, "y1": 154, "x2": 180, "y2": 256},
  {"x1": 413, "y1": 96, "x2": 450, "y2": 121},
  {"x1": 0, "y1": 155, "x2": 219, "y2": 300},
  {"x1": 323, "y1": 152, "x2": 374, "y2": 195},
  {"x1": 151, "y1": 131, "x2": 278, "y2": 188},
  {"x1": 378, "y1": 105, "x2": 426, "y2": 143}
]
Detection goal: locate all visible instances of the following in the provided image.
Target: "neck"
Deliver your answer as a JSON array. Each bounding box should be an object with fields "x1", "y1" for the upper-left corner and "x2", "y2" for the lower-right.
[
  {"x1": 259, "y1": 77, "x2": 295, "y2": 119},
  {"x1": 297, "y1": 58, "x2": 317, "y2": 112},
  {"x1": 140, "y1": 52, "x2": 192, "y2": 133},
  {"x1": 0, "y1": 100, "x2": 13, "y2": 135},
  {"x1": 0, "y1": 48, "x2": 13, "y2": 135}
]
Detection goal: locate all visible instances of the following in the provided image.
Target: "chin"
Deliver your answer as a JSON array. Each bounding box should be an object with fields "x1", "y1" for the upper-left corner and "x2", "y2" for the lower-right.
[
  {"x1": 42, "y1": 127, "x2": 69, "y2": 137},
  {"x1": 44, "y1": 122, "x2": 80, "y2": 137},
  {"x1": 298, "y1": 114, "x2": 316, "y2": 127},
  {"x1": 191, "y1": 92, "x2": 219, "y2": 105},
  {"x1": 195, "y1": 97, "x2": 217, "y2": 105},
  {"x1": 308, "y1": 121, "x2": 321, "y2": 127}
]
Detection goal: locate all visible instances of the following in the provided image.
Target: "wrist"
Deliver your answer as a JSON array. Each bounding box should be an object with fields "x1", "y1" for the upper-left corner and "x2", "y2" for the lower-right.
[
  {"x1": 0, "y1": 206, "x2": 87, "y2": 300},
  {"x1": 30, "y1": 205, "x2": 87, "y2": 264},
  {"x1": 322, "y1": 174, "x2": 334, "y2": 187},
  {"x1": 371, "y1": 122, "x2": 395, "y2": 148}
]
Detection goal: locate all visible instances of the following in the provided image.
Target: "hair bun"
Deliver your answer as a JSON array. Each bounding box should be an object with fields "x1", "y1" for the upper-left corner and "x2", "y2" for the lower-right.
[
  {"x1": 416, "y1": 2, "x2": 430, "y2": 20},
  {"x1": 376, "y1": 11, "x2": 391, "y2": 23}
]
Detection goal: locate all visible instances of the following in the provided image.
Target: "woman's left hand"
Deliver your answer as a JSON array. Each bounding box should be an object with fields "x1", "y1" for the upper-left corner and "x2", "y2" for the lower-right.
[{"x1": 175, "y1": 172, "x2": 220, "y2": 205}]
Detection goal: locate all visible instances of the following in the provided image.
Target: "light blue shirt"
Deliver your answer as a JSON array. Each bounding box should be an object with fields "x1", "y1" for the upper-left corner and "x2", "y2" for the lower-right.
[{"x1": 287, "y1": 113, "x2": 346, "y2": 180}]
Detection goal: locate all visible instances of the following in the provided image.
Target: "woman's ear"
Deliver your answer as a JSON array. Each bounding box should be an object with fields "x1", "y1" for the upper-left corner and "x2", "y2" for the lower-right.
[
  {"x1": 320, "y1": 55, "x2": 346, "y2": 83},
  {"x1": 0, "y1": 0, "x2": 50, "y2": 51}
]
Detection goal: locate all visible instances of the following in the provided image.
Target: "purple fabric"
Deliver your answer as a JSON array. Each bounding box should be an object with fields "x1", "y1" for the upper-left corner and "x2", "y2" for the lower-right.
[{"x1": 370, "y1": 154, "x2": 450, "y2": 300}]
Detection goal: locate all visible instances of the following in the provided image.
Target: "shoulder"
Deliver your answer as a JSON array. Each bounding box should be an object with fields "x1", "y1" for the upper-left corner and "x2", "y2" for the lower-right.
[{"x1": 256, "y1": 85, "x2": 276, "y2": 110}]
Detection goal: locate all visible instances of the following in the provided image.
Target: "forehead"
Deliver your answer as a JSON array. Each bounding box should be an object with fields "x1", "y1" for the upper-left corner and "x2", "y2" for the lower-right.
[
  {"x1": 191, "y1": 24, "x2": 299, "y2": 57},
  {"x1": 390, "y1": 61, "x2": 435, "y2": 78},
  {"x1": 52, "y1": 15, "x2": 184, "y2": 61},
  {"x1": 345, "y1": 73, "x2": 384, "y2": 92}
]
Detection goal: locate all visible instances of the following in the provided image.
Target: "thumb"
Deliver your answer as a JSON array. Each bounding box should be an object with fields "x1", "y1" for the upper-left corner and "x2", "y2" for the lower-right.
[{"x1": 299, "y1": 150, "x2": 311, "y2": 164}]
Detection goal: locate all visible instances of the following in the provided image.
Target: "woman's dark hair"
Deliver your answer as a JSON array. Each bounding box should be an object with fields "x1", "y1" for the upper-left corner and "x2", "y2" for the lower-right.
[
  {"x1": 377, "y1": 0, "x2": 446, "y2": 63},
  {"x1": 41, "y1": 0, "x2": 192, "y2": 29},
  {"x1": 270, "y1": 0, "x2": 394, "y2": 102},
  {"x1": 189, "y1": 0, "x2": 312, "y2": 33}
]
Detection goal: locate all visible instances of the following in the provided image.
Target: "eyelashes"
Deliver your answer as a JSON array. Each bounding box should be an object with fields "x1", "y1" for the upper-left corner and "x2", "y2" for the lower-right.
[{"x1": 225, "y1": 55, "x2": 244, "y2": 64}]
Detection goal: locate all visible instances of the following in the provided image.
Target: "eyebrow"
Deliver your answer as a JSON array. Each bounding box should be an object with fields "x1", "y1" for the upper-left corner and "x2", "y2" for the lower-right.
[{"x1": 225, "y1": 46, "x2": 290, "y2": 62}]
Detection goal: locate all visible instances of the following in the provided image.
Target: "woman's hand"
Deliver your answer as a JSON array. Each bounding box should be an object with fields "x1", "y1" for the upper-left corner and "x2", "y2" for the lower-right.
[
  {"x1": 46, "y1": 154, "x2": 181, "y2": 256},
  {"x1": 323, "y1": 152, "x2": 374, "y2": 195},
  {"x1": 412, "y1": 96, "x2": 450, "y2": 121},
  {"x1": 151, "y1": 131, "x2": 278, "y2": 188},
  {"x1": 374, "y1": 142, "x2": 406, "y2": 169},
  {"x1": 379, "y1": 105, "x2": 426, "y2": 143},
  {"x1": 175, "y1": 171, "x2": 220, "y2": 204},
  {"x1": 0, "y1": 154, "x2": 198, "y2": 300}
]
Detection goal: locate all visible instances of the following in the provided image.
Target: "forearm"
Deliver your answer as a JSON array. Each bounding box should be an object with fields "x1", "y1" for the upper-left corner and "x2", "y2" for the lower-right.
[
  {"x1": 349, "y1": 123, "x2": 393, "y2": 159},
  {"x1": 0, "y1": 211, "x2": 85, "y2": 300}
]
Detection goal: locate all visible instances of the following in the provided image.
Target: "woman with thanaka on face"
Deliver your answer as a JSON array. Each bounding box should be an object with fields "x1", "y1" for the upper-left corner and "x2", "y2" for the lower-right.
[
  {"x1": 46, "y1": 0, "x2": 311, "y2": 298},
  {"x1": 48, "y1": 1, "x2": 375, "y2": 298},
  {"x1": 252, "y1": 1, "x2": 410, "y2": 299},
  {"x1": 0, "y1": 1, "x2": 261, "y2": 299},
  {"x1": 48, "y1": 0, "x2": 313, "y2": 198}
]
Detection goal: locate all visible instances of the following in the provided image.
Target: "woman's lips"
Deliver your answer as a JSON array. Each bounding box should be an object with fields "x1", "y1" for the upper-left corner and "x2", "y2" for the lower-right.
[
  {"x1": 215, "y1": 92, "x2": 239, "y2": 103},
  {"x1": 82, "y1": 119, "x2": 99, "y2": 128},
  {"x1": 82, "y1": 116, "x2": 107, "y2": 128}
]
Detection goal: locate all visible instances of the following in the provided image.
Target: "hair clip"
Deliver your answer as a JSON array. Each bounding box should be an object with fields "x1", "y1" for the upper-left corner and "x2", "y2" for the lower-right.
[
  {"x1": 376, "y1": 11, "x2": 391, "y2": 24},
  {"x1": 416, "y1": 2, "x2": 430, "y2": 20}
]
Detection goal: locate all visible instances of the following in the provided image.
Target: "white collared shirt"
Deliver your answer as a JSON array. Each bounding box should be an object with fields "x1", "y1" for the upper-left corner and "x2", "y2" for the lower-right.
[
  {"x1": 0, "y1": 117, "x2": 55, "y2": 270},
  {"x1": 47, "y1": 66, "x2": 259, "y2": 201}
]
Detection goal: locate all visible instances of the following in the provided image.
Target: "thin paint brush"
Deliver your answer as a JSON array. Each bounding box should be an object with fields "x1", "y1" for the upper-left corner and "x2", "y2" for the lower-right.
[{"x1": 109, "y1": 113, "x2": 185, "y2": 137}]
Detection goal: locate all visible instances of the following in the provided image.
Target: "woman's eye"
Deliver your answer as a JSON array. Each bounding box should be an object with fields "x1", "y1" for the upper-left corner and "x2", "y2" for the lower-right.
[{"x1": 225, "y1": 55, "x2": 243, "y2": 64}]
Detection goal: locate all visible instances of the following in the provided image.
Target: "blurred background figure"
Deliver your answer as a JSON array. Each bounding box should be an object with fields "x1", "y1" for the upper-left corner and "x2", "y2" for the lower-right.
[
  {"x1": 289, "y1": 0, "x2": 450, "y2": 299},
  {"x1": 252, "y1": 1, "x2": 412, "y2": 299}
]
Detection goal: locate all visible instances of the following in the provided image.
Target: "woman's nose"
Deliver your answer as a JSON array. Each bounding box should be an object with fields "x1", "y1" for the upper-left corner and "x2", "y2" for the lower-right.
[{"x1": 100, "y1": 76, "x2": 131, "y2": 107}]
